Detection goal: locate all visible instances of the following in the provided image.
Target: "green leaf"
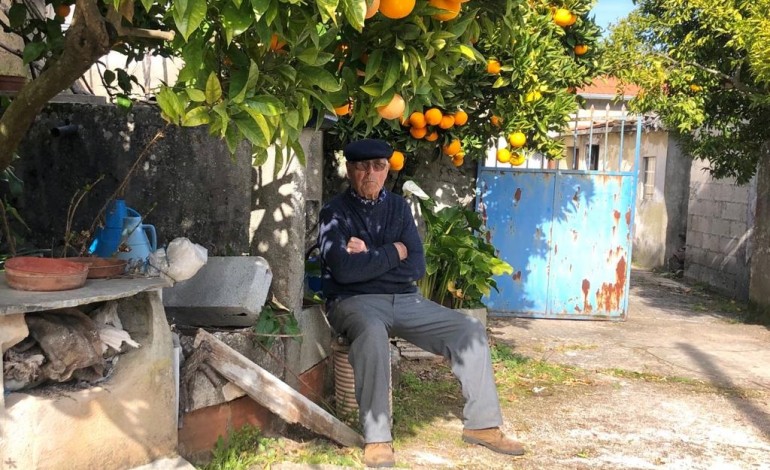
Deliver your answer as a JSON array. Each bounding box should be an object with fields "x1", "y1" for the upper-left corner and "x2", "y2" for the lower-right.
[
  {"x1": 245, "y1": 95, "x2": 286, "y2": 116},
  {"x1": 299, "y1": 66, "x2": 342, "y2": 92},
  {"x1": 22, "y1": 42, "x2": 46, "y2": 65},
  {"x1": 103, "y1": 70, "x2": 116, "y2": 86},
  {"x1": 234, "y1": 114, "x2": 270, "y2": 148},
  {"x1": 341, "y1": 0, "x2": 365, "y2": 32},
  {"x1": 212, "y1": 102, "x2": 229, "y2": 136},
  {"x1": 172, "y1": 0, "x2": 208, "y2": 41},
  {"x1": 229, "y1": 61, "x2": 259, "y2": 103},
  {"x1": 7, "y1": 3, "x2": 26, "y2": 29},
  {"x1": 182, "y1": 106, "x2": 211, "y2": 127},
  {"x1": 316, "y1": 0, "x2": 339, "y2": 24},
  {"x1": 241, "y1": 105, "x2": 274, "y2": 143},
  {"x1": 289, "y1": 138, "x2": 306, "y2": 167},
  {"x1": 225, "y1": 124, "x2": 241, "y2": 154},
  {"x1": 186, "y1": 88, "x2": 206, "y2": 102},
  {"x1": 364, "y1": 49, "x2": 383, "y2": 84},
  {"x1": 222, "y1": 1, "x2": 254, "y2": 45},
  {"x1": 251, "y1": 0, "x2": 270, "y2": 16},
  {"x1": 359, "y1": 84, "x2": 381, "y2": 96},
  {"x1": 205, "y1": 72, "x2": 223, "y2": 105},
  {"x1": 116, "y1": 95, "x2": 133, "y2": 109},
  {"x1": 156, "y1": 87, "x2": 185, "y2": 124},
  {"x1": 297, "y1": 48, "x2": 334, "y2": 66},
  {"x1": 140, "y1": 0, "x2": 155, "y2": 13},
  {"x1": 382, "y1": 59, "x2": 400, "y2": 93}
]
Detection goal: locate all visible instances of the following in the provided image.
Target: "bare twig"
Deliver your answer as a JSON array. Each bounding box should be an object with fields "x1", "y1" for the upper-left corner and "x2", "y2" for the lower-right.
[
  {"x1": 80, "y1": 127, "x2": 167, "y2": 255},
  {"x1": 0, "y1": 198, "x2": 17, "y2": 256},
  {"x1": 63, "y1": 175, "x2": 104, "y2": 256}
]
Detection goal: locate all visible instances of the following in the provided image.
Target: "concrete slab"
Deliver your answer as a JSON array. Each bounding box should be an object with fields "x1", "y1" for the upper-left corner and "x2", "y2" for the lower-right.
[
  {"x1": 129, "y1": 456, "x2": 196, "y2": 470},
  {"x1": 489, "y1": 268, "x2": 770, "y2": 389},
  {"x1": 163, "y1": 256, "x2": 272, "y2": 327}
]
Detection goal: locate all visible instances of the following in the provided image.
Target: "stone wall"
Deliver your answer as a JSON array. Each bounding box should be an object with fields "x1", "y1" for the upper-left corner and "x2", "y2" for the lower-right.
[
  {"x1": 685, "y1": 159, "x2": 755, "y2": 300},
  {"x1": 10, "y1": 102, "x2": 253, "y2": 255}
]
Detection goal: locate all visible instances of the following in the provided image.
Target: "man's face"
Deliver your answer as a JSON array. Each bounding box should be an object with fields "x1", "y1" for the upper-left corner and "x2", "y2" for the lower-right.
[{"x1": 346, "y1": 158, "x2": 390, "y2": 200}]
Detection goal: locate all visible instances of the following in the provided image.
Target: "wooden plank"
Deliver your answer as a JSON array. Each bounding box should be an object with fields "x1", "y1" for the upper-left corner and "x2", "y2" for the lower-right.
[{"x1": 193, "y1": 329, "x2": 364, "y2": 448}]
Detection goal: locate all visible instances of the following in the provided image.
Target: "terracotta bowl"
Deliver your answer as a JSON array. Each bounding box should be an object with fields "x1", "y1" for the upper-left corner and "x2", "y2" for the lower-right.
[
  {"x1": 68, "y1": 257, "x2": 128, "y2": 278},
  {"x1": 4, "y1": 257, "x2": 89, "y2": 291}
]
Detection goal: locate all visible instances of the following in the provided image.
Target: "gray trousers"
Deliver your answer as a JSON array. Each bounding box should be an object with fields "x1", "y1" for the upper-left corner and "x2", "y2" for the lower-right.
[{"x1": 327, "y1": 292, "x2": 503, "y2": 443}]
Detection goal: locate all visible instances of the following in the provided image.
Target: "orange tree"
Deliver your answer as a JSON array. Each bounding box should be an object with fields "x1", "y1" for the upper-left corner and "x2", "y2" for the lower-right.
[
  {"x1": 0, "y1": 0, "x2": 602, "y2": 175},
  {"x1": 329, "y1": 0, "x2": 604, "y2": 168},
  {"x1": 605, "y1": 0, "x2": 770, "y2": 184}
]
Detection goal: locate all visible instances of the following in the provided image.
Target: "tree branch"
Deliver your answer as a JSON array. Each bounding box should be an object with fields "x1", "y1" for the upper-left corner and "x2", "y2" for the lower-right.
[
  {"x1": 0, "y1": 0, "x2": 113, "y2": 174},
  {"x1": 651, "y1": 50, "x2": 763, "y2": 95}
]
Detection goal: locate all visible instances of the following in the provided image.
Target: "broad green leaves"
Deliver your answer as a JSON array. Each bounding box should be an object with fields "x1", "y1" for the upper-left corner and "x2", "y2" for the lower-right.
[{"x1": 173, "y1": 0, "x2": 207, "y2": 41}]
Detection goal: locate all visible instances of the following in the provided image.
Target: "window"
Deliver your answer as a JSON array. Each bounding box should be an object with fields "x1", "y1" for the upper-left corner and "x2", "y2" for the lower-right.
[
  {"x1": 586, "y1": 144, "x2": 599, "y2": 170},
  {"x1": 642, "y1": 156, "x2": 656, "y2": 200}
]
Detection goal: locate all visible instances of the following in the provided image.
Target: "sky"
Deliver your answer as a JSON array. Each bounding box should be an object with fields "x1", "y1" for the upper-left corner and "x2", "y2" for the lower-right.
[{"x1": 592, "y1": 0, "x2": 637, "y2": 34}]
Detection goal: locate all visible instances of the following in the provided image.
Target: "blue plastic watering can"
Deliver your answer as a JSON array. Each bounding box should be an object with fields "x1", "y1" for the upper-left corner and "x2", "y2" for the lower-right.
[{"x1": 89, "y1": 199, "x2": 156, "y2": 260}]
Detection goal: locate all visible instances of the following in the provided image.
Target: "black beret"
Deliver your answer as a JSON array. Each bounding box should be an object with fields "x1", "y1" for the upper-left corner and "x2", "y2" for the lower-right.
[{"x1": 344, "y1": 139, "x2": 393, "y2": 162}]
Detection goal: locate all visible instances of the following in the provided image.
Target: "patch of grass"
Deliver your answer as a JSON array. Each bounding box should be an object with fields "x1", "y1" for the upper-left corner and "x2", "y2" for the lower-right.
[
  {"x1": 602, "y1": 368, "x2": 702, "y2": 385},
  {"x1": 600, "y1": 368, "x2": 762, "y2": 398},
  {"x1": 393, "y1": 366, "x2": 463, "y2": 439},
  {"x1": 198, "y1": 425, "x2": 361, "y2": 470},
  {"x1": 490, "y1": 343, "x2": 581, "y2": 400}
]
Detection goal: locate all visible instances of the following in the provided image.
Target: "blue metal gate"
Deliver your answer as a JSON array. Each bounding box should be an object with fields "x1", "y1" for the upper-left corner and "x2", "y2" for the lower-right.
[{"x1": 477, "y1": 112, "x2": 642, "y2": 320}]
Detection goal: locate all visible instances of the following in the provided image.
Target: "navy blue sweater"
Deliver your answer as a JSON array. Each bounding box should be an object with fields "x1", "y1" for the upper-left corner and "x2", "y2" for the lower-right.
[{"x1": 318, "y1": 188, "x2": 426, "y2": 301}]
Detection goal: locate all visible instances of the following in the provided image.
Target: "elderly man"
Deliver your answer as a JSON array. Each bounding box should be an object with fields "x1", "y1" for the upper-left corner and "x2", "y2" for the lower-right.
[{"x1": 318, "y1": 138, "x2": 524, "y2": 468}]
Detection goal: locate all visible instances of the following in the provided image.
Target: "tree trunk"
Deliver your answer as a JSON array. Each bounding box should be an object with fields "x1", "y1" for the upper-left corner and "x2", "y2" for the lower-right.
[{"x1": 0, "y1": 0, "x2": 113, "y2": 174}]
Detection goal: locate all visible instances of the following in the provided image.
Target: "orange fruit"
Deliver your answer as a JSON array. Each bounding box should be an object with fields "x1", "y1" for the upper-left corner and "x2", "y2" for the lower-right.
[
  {"x1": 269, "y1": 33, "x2": 286, "y2": 51},
  {"x1": 55, "y1": 3, "x2": 71, "y2": 17},
  {"x1": 510, "y1": 152, "x2": 526, "y2": 166},
  {"x1": 400, "y1": 115, "x2": 411, "y2": 127},
  {"x1": 410, "y1": 126, "x2": 428, "y2": 139},
  {"x1": 334, "y1": 102, "x2": 352, "y2": 116},
  {"x1": 443, "y1": 139, "x2": 461, "y2": 156},
  {"x1": 379, "y1": 0, "x2": 415, "y2": 19},
  {"x1": 389, "y1": 150, "x2": 405, "y2": 171},
  {"x1": 453, "y1": 110, "x2": 468, "y2": 126},
  {"x1": 567, "y1": 13, "x2": 578, "y2": 26},
  {"x1": 490, "y1": 115, "x2": 502, "y2": 127},
  {"x1": 425, "y1": 130, "x2": 439, "y2": 141},
  {"x1": 366, "y1": 0, "x2": 380, "y2": 19},
  {"x1": 496, "y1": 148, "x2": 511, "y2": 164},
  {"x1": 425, "y1": 107, "x2": 443, "y2": 126},
  {"x1": 553, "y1": 8, "x2": 573, "y2": 27},
  {"x1": 486, "y1": 59, "x2": 501, "y2": 74},
  {"x1": 574, "y1": 44, "x2": 589, "y2": 56},
  {"x1": 429, "y1": 0, "x2": 461, "y2": 21},
  {"x1": 409, "y1": 111, "x2": 427, "y2": 128},
  {"x1": 377, "y1": 93, "x2": 405, "y2": 120},
  {"x1": 690, "y1": 84, "x2": 703, "y2": 93},
  {"x1": 452, "y1": 154, "x2": 464, "y2": 167},
  {"x1": 438, "y1": 114, "x2": 455, "y2": 129},
  {"x1": 508, "y1": 131, "x2": 526, "y2": 148}
]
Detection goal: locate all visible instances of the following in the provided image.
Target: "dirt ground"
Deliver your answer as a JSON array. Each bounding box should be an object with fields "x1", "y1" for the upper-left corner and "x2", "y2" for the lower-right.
[{"x1": 387, "y1": 269, "x2": 770, "y2": 469}]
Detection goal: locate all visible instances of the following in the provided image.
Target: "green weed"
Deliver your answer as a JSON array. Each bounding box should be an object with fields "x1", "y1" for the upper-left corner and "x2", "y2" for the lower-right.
[{"x1": 198, "y1": 424, "x2": 361, "y2": 469}]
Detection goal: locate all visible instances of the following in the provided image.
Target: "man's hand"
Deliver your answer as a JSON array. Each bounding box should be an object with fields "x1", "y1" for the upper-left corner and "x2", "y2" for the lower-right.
[
  {"x1": 347, "y1": 237, "x2": 368, "y2": 254},
  {"x1": 393, "y1": 242, "x2": 408, "y2": 261}
]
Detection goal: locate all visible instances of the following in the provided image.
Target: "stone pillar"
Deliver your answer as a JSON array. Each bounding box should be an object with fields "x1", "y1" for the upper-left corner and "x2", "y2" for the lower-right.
[
  {"x1": 250, "y1": 129, "x2": 323, "y2": 387},
  {"x1": 749, "y1": 144, "x2": 770, "y2": 314}
]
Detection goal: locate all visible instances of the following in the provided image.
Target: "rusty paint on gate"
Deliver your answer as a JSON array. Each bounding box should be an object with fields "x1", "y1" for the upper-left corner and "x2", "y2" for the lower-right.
[{"x1": 477, "y1": 161, "x2": 638, "y2": 319}]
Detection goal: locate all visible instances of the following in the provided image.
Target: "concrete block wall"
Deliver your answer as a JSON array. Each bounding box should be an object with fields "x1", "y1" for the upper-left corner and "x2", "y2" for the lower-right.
[{"x1": 685, "y1": 160, "x2": 756, "y2": 300}]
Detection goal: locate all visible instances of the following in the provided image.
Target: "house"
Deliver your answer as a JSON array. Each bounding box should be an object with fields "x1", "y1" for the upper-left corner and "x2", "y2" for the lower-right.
[{"x1": 570, "y1": 76, "x2": 691, "y2": 272}]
